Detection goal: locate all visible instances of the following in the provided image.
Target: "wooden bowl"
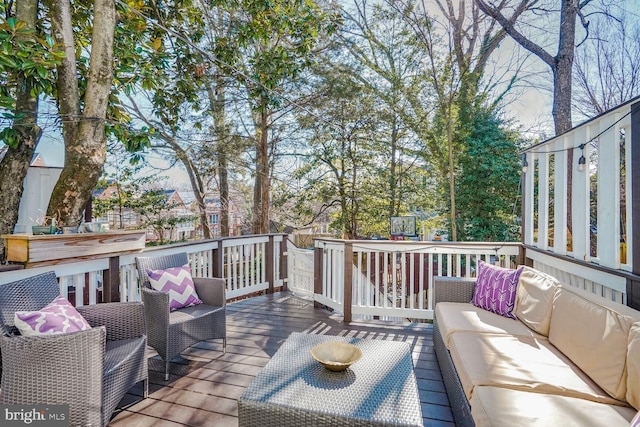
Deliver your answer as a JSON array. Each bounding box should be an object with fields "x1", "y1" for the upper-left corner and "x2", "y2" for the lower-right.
[{"x1": 310, "y1": 341, "x2": 362, "y2": 372}]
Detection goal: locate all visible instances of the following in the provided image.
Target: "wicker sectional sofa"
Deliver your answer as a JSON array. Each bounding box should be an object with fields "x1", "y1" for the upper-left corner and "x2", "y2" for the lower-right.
[{"x1": 433, "y1": 266, "x2": 640, "y2": 427}]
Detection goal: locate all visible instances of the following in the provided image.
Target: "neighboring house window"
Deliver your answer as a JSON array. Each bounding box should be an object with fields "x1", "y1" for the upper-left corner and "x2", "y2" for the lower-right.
[
  {"x1": 123, "y1": 212, "x2": 136, "y2": 224},
  {"x1": 209, "y1": 214, "x2": 219, "y2": 224}
]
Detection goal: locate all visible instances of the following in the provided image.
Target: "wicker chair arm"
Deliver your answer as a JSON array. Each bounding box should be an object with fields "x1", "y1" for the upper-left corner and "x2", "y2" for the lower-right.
[
  {"x1": 0, "y1": 327, "x2": 106, "y2": 425},
  {"x1": 77, "y1": 302, "x2": 146, "y2": 341},
  {"x1": 141, "y1": 287, "x2": 170, "y2": 334},
  {"x1": 433, "y1": 276, "x2": 477, "y2": 306},
  {"x1": 193, "y1": 277, "x2": 226, "y2": 307}
]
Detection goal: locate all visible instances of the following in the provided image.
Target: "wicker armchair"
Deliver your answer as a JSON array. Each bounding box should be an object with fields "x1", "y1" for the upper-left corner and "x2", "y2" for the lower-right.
[
  {"x1": 0, "y1": 271, "x2": 148, "y2": 427},
  {"x1": 135, "y1": 252, "x2": 226, "y2": 380}
]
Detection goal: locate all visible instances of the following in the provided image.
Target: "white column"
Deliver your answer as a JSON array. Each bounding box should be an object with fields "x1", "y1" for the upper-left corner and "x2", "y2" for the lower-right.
[
  {"x1": 572, "y1": 126, "x2": 590, "y2": 261},
  {"x1": 597, "y1": 112, "x2": 619, "y2": 268}
]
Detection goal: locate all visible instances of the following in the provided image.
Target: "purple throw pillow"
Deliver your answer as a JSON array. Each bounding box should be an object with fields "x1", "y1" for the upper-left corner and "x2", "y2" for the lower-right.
[
  {"x1": 14, "y1": 296, "x2": 92, "y2": 337},
  {"x1": 471, "y1": 260, "x2": 522, "y2": 319},
  {"x1": 147, "y1": 264, "x2": 203, "y2": 311}
]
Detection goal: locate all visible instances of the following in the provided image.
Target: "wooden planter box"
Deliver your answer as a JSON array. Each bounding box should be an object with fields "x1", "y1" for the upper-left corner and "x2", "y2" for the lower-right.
[{"x1": 2, "y1": 230, "x2": 146, "y2": 268}]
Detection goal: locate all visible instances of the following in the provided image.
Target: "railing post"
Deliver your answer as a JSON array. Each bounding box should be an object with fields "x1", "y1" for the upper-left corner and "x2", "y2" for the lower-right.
[
  {"x1": 314, "y1": 243, "x2": 323, "y2": 298},
  {"x1": 517, "y1": 244, "x2": 529, "y2": 267},
  {"x1": 629, "y1": 100, "x2": 640, "y2": 309},
  {"x1": 343, "y1": 242, "x2": 353, "y2": 323},
  {"x1": 280, "y1": 235, "x2": 288, "y2": 291},
  {"x1": 102, "y1": 256, "x2": 120, "y2": 303},
  {"x1": 628, "y1": 279, "x2": 640, "y2": 311},
  {"x1": 266, "y1": 235, "x2": 275, "y2": 294},
  {"x1": 212, "y1": 240, "x2": 224, "y2": 279}
]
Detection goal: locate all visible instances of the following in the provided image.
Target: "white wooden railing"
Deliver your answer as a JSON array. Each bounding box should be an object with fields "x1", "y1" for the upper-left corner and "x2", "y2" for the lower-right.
[
  {"x1": 1, "y1": 232, "x2": 635, "y2": 317},
  {"x1": 522, "y1": 99, "x2": 637, "y2": 272},
  {"x1": 526, "y1": 249, "x2": 628, "y2": 304},
  {"x1": 0, "y1": 234, "x2": 286, "y2": 306},
  {"x1": 314, "y1": 239, "x2": 522, "y2": 321}
]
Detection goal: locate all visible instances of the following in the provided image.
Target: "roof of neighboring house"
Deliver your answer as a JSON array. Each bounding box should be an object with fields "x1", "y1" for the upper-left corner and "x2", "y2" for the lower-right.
[
  {"x1": 179, "y1": 190, "x2": 196, "y2": 205},
  {"x1": 0, "y1": 147, "x2": 62, "y2": 168}
]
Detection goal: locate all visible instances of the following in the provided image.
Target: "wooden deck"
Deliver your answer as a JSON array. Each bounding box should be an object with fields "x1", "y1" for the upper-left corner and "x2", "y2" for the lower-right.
[{"x1": 109, "y1": 292, "x2": 455, "y2": 426}]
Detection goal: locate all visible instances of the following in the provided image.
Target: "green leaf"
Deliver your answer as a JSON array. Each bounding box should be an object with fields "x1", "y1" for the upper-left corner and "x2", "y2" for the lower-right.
[
  {"x1": 36, "y1": 65, "x2": 47, "y2": 79},
  {"x1": 0, "y1": 127, "x2": 19, "y2": 148}
]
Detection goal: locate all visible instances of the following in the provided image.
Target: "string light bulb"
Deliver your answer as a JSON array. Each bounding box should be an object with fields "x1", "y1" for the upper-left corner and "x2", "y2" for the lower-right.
[
  {"x1": 577, "y1": 144, "x2": 586, "y2": 172},
  {"x1": 521, "y1": 154, "x2": 528, "y2": 173}
]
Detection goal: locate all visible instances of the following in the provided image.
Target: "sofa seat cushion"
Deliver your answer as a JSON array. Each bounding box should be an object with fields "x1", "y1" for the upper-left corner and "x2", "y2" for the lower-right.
[
  {"x1": 448, "y1": 331, "x2": 623, "y2": 405},
  {"x1": 549, "y1": 285, "x2": 640, "y2": 402},
  {"x1": 470, "y1": 386, "x2": 636, "y2": 427},
  {"x1": 168, "y1": 303, "x2": 224, "y2": 325},
  {"x1": 435, "y1": 302, "x2": 542, "y2": 348}
]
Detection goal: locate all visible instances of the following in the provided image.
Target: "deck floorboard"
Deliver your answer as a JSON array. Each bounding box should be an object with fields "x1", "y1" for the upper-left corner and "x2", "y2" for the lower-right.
[{"x1": 109, "y1": 291, "x2": 454, "y2": 427}]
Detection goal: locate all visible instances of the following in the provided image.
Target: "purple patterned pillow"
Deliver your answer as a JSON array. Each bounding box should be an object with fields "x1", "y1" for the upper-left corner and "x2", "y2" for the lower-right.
[
  {"x1": 14, "y1": 296, "x2": 92, "y2": 337},
  {"x1": 471, "y1": 260, "x2": 523, "y2": 319},
  {"x1": 147, "y1": 264, "x2": 203, "y2": 311}
]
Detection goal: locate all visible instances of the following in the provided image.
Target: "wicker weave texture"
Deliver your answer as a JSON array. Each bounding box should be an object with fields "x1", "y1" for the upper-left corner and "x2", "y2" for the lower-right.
[
  {"x1": 238, "y1": 332, "x2": 423, "y2": 427},
  {"x1": 434, "y1": 318, "x2": 474, "y2": 427},
  {"x1": 136, "y1": 253, "x2": 226, "y2": 380},
  {"x1": 0, "y1": 271, "x2": 148, "y2": 427},
  {"x1": 433, "y1": 276, "x2": 476, "y2": 306}
]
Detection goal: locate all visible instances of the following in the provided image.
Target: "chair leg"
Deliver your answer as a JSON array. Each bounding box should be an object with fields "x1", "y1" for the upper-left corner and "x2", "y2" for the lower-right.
[
  {"x1": 143, "y1": 378, "x2": 149, "y2": 398},
  {"x1": 223, "y1": 337, "x2": 226, "y2": 354},
  {"x1": 165, "y1": 360, "x2": 170, "y2": 381}
]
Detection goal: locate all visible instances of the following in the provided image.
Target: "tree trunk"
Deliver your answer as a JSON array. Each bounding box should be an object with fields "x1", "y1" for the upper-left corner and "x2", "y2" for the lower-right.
[
  {"x1": 252, "y1": 108, "x2": 270, "y2": 234},
  {"x1": 47, "y1": 0, "x2": 115, "y2": 226},
  {"x1": 554, "y1": 0, "x2": 578, "y2": 236},
  {"x1": 219, "y1": 148, "x2": 230, "y2": 236},
  {"x1": 447, "y1": 115, "x2": 457, "y2": 241},
  {"x1": 388, "y1": 115, "x2": 398, "y2": 218},
  {"x1": 553, "y1": 0, "x2": 577, "y2": 135},
  {"x1": 207, "y1": 73, "x2": 230, "y2": 237},
  {"x1": 0, "y1": 0, "x2": 42, "y2": 261},
  {"x1": 167, "y1": 137, "x2": 212, "y2": 239}
]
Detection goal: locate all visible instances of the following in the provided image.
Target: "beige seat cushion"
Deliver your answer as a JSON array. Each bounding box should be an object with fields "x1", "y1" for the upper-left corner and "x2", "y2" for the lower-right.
[
  {"x1": 471, "y1": 386, "x2": 637, "y2": 427},
  {"x1": 514, "y1": 266, "x2": 558, "y2": 336},
  {"x1": 435, "y1": 302, "x2": 541, "y2": 348},
  {"x1": 627, "y1": 322, "x2": 640, "y2": 410},
  {"x1": 549, "y1": 285, "x2": 640, "y2": 402},
  {"x1": 448, "y1": 331, "x2": 622, "y2": 405}
]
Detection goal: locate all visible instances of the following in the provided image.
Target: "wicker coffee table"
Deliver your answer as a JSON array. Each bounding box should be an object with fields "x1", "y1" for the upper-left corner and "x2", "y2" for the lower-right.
[{"x1": 238, "y1": 332, "x2": 423, "y2": 426}]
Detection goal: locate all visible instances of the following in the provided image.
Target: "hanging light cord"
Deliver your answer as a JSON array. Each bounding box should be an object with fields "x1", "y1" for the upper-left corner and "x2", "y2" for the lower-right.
[{"x1": 521, "y1": 101, "x2": 640, "y2": 156}]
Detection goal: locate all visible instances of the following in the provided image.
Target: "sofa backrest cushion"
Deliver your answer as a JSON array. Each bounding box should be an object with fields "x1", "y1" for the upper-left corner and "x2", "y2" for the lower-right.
[
  {"x1": 549, "y1": 285, "x2": 640, "y2": 402},
  {"x1": 627, "y1": 323, "x2": 640, "y2": 410},
  {"x1": 514, "y1": 266, "x2": 559, "y2": 337}
]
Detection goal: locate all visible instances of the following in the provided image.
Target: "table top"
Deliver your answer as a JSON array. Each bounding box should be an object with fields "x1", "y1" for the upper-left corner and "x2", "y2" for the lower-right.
[{"x1": 239, "y1": 332, "x2": 423, "y2": 426}]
